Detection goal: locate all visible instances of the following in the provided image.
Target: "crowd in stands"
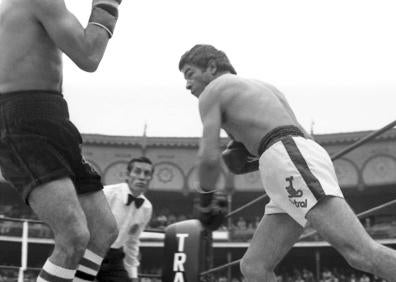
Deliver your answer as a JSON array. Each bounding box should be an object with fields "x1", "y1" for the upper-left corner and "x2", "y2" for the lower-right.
[
  {"x1": 1, "y1": 204, "x2": 396, "y2": 242},
  {"x1": 0, "y1": 267, "x2": 38, "y2": 282}
]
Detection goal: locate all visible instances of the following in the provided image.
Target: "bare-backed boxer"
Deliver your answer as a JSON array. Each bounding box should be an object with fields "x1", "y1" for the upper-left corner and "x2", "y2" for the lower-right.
[
  {"x1": 0, "y1": 0, "x2": 123, "y2": 281},
  {"x1": 178, "y1": 44, "x2": 396, "y2": 282}
]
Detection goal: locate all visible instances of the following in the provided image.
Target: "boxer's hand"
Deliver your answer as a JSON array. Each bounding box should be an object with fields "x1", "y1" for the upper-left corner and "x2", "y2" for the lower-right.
[
  {"x1": 222, "y1": 140, "x2": 259, "y2": 174},
  {"x1": 92, "y1": 0, "x2": 122, "y2": 17},
  {"x1": 196, "y1": 190, "x2": 227, "y2": 231},
  {"x1": 89, "y1": 0, "x2": 122, "y2": 37}
]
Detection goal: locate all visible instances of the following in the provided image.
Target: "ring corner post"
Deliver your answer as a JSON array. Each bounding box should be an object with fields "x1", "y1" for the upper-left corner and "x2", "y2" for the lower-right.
[{"x1": 162, "y1": 219, "x2": 212, "y2": 282}]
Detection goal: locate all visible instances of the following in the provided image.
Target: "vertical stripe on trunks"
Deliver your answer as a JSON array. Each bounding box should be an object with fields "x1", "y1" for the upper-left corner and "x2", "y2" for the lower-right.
[{"x1": 281, "y1": 137, "x2": 325, "y2": 200}]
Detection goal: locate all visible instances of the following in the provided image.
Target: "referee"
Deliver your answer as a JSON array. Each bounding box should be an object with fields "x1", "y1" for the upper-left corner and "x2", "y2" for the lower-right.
[{"x1": 97, "y1": 156, "x2": 154, "y2": 282}]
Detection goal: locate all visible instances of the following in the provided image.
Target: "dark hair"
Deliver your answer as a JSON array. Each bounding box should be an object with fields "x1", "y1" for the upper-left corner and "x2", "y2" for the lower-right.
[
  {"x1": 126, "y1": 156, "x2": 153, "y2": 173},
  {"x1": 178, "y1": 44, "x2": 237, "y2": 75}
]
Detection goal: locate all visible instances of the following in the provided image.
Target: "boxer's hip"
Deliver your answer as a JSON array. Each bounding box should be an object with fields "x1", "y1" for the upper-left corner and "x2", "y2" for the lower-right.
[{"x1": 257, "y1": 125, "x2": 305, "y2": 156}]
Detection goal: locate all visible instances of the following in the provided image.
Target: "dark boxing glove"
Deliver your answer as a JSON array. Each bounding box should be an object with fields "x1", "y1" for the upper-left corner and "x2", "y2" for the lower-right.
[
  {"x1": 89, "y1": 0, "x2": 122, "y2": 38},
  {"x1": 222, "y1": 140, "x2": 259, "y2": 174},
  {"x1": 196, "y1": 189, "x2": 227, "y2": 231}
]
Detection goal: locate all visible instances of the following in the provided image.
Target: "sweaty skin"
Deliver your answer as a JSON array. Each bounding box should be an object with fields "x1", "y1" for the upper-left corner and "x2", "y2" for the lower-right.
[{"x1": 198, "y1": 73, "x2": 308, "y2": 155}]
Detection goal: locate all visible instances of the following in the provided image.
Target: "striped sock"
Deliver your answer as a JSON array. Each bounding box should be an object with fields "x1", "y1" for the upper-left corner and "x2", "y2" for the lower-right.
[
  {"x1": 74, "y1": 249, "x2": 103, "y2": 281},
  {"x1": 37, "y1": 260, "x2": 76, "y2": 282}
]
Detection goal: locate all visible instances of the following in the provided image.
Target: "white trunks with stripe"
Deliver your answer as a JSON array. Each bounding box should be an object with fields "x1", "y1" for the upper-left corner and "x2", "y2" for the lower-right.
[{"x1": 258, "y1": 126, "x2": 344, "y2": 227}]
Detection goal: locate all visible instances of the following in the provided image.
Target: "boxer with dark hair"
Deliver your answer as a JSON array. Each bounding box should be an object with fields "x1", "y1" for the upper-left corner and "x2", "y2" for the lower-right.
[
  {"x1": 0, "y1": 0, "x2": 124, "y2": 281},
  {"x1": 97, "y1": 156, "x2": 154, "y2": 282},
  {"x1": 179, "y1": 44, "x2": 396, "y2": 281}
]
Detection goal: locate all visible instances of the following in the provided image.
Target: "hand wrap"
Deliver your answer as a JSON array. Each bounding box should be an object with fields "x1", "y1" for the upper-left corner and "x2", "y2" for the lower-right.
[
  {"x1": 89, "y1": 0, "x2": 122, "y2": 38},
  {"x1": 196, "y1": 189, "x2": 227, "y2": 231}
]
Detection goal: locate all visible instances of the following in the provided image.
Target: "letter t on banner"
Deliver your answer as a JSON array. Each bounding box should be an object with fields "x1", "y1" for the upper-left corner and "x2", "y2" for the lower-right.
[{"x1": 162, "y1": 220, "x2": 212, "y2": 282}]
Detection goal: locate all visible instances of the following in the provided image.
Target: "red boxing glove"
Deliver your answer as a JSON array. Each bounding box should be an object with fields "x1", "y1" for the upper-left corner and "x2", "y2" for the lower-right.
[
  {"x1": 89, "y1": 0, "x2": 122, "y2": 38},
  {"x1": 222, "y1": 140, "x2": 259, "y2": 174}
]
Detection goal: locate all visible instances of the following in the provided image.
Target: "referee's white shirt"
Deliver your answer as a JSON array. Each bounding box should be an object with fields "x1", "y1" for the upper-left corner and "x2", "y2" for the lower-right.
[{"x1": 103, "y1": 182, "x2": 153, "y2": 278}]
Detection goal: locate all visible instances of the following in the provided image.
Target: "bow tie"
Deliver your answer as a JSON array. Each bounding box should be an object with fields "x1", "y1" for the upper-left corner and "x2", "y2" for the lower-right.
[{"x1": 126, "y1": 194, "x2": 145, "y2": 208}]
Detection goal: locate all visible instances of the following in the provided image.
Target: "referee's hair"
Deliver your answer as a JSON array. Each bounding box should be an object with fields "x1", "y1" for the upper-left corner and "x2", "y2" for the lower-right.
[{"x1": 126, "y1": 156, "x2": 153, "y2": 174}]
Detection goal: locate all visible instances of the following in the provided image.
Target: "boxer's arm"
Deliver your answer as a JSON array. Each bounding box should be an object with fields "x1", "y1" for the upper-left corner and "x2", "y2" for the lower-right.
[
  {"x1": 197, "y1": 94, "x2": 222, "y2": 195},
  {"x1": 33, "y1": 0, "x2": 118, "y2": 72},
  {"x1": 124, "y1": 205, "x2": 152, "y2": 279},
  {"x1": 123, "y1": 234, "x2": 140, "y2": 279},
  {"x1": 194, "y1": 89, "x2": 228, "y2": 230}
]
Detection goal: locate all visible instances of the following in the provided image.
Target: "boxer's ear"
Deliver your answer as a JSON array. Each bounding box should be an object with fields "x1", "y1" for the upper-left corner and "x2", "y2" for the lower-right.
[
  {"x1": 207, "y1": 59, "x2": 218, "y2": 75},
  {"x1": 162, "y1": 219, "x2": 212, "y2": 282}
]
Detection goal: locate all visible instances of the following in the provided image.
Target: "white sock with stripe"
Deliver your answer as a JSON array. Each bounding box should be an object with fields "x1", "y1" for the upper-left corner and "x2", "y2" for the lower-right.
[
  {"x1": 37, "y1": 259, "x2": 76, "y2": 282},
  {"x1": 73, "y1": 249, "x2": 103, "y2": 282}
]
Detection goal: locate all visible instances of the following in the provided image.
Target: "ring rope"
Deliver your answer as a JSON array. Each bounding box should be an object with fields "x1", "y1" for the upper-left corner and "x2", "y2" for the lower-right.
[
  {"x1": 0, "y1": 216, "x2": 165, "y2": 234},
  {"x1": 0, "y1": 265, "x2": 40, "y2": 271},
  {"x1": 144, "y1": 228, "x2": 165, "y2": 233},
  {"x1": 225, "y1": 194, "x2": 268, "y2": 219},
  {"x1": 138, "y1": 273, "x2": 162, "y2": 279},
  {"x1": 0, "y1": 216, "x2": 43, "y2": 224},
  {"x1": 330, "y1": 119, "x2": 396, "y2": 161}
]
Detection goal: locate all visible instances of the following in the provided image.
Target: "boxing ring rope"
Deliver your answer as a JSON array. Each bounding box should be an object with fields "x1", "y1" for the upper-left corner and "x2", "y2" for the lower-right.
[
  {"x1": 137, "y1": 273, "x2": 162, "y2": 279},
  {"x1": 144, "y1": 228, "x2": 165, "y2": 233},
  {"x1": 330, "y1": 119, "x2": 396, "y2": 161},
  {"x1": 225, "y1": 194, "x2": 268, "y2": 219},
  {"x1": 200, "y1": 119, "x2": 396, "y2": 277}
]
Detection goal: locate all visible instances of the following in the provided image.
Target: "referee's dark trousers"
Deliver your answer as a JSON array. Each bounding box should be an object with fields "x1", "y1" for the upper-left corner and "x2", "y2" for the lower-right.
[{"x1": 96, "y1": 247, "x2": 132, "y2": 282}]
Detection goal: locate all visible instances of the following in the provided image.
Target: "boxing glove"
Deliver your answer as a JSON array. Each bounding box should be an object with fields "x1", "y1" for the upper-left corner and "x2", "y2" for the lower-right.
[
  {"x1": 222, "y1": 140, "x2": 259, "y2": 174},
  {"x1": 196, "y1": 190, "x2": 227, "y2": 231},
  {"x1": 89, "y1": 0, "x2": 122, "y2": 37}
]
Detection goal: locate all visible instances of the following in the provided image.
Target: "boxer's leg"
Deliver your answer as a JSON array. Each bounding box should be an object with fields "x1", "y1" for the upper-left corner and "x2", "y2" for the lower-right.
[
  {"x1": 29, "y1": 178, "x2": 90, "y2": 281},
  {"x1": 74, "y1": 191, "x2": 119, "y2": 282},
  {"x1": 307, "y1": 196, "x2": 396, "y2": 281},
  {"x1": 240, "y1": 213, "x2": 303, "y2": 282}
]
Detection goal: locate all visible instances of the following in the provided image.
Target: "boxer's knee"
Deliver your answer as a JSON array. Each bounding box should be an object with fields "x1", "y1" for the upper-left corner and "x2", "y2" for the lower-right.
[
  {"x1": 54, "y1": 223, "x2": 90, "y2": 264},
  {"x1": 51, "y1": 212, "x2": 91, "y2": 263},
  {"x1": 340, "y1": 240, "x2": 377, "y2": 273},
  {"x1": 101, "y1": 216, "x2": 119, "y2": 248},
  {"x1": 240, "y1": 254, "x2": 275, "y2": 281},
  {"x1": 89, "y1": 216, "x2": 119, "y2": 255}
]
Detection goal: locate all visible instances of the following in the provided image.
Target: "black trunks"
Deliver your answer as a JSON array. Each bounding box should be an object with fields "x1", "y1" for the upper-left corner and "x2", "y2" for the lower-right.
[{"x1": 0, "y1": 90, "x2": 102, "y2": 203}]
